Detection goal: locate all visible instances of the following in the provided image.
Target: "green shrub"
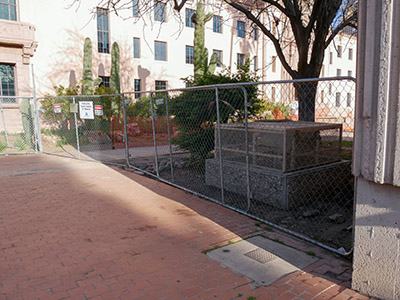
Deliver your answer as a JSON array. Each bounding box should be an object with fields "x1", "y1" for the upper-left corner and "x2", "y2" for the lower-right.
[
  {"x1": 0, "y1": 140, "x2": 7, "y2": 151},
  {"x1": 126, "y1": 95, "x2": 166, "y2": 118},
  {"x1": 170, "y1": 64, "x2": 264, "y2": 167}
]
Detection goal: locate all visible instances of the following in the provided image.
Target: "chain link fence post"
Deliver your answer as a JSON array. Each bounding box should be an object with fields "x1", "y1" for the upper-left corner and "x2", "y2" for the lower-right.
[
  {"x1": 31, "y1": 65, "x2": 42, "y2": 153},
  {"x1": 150, "y1": 92, "x2": 160, "y2": 179},
  {"x1": 122, "y1": 95, "x2": 130, "y2": 166},
  {"x1": 72, "y1": 96, "x2": 81, "y2": 159},
  {"x1": 215, "y1": 87, "x2": 225, "y2": 204},
  {"x1": 164, "y1": 91, "x2": 175, "y2": 183},
  {"x1": 241, "y1": 86, "x2": 251, "y2": 212}
]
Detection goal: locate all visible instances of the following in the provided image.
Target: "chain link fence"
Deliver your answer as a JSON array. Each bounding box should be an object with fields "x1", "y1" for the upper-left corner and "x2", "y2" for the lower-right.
[
  {"x1": 123, "y1": 77, "x2": 356, "y2": 254},
  {"x1": 32, "y1": 77, "x2": 355, "y2": 254},
  {"x1": 0, "y1": 96, "x2": 39, "y2": 155},
  {"x1": 37, "y1": 94, "x2": 127, "y2": 165}
]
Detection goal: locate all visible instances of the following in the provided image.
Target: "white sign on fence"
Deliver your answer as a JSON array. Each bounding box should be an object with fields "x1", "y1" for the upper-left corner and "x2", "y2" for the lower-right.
[
  {"x1": 155, "y1": 98, "x2": 164, "y2": 105},
  {"x1": 79, "y1": 101, "x2": 94, "y2": 119},
  {"x1": 94, "y1": 105, "x2": 103, "y2": 116}
]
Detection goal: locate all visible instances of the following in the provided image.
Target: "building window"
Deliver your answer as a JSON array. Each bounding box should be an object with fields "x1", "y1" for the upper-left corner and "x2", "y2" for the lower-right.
[
  {"x1": 336, "y1": 92, "x2": 341, "y2": 107},
  {"x1": 155, "y1": 80, "x2": 167, "y2": 90},
  {"x1": 0, "y1": 64, "x2": 15, "y2": 102},
  {"x1": 347, "y1": 93, "x2": 352, "y2": 107},
  {"x1": 99, "y1": 76, "x2": 110, "y2": 88},
  {"x1": 185, "y1": 8, "x2": 195, "y2": 28},
  {"x1": 132, "y1": 0, "x2": 139, "y2": 17},
  {"x1": 154, "y1": 1, "x2": 166, "y2": 22},
  {"x1": 349, "y1": 48, "x2": 353, "y2": 60},
  {"x1": 185, "y1": 46, "x2": 194, "y2": 64},
  {"x1": 237, "y1": 21, "x2": 245, "y2": 38},
  {"x1": 337, "y1": 69, "x2": 342, "y2": 77},
  {"x1": 213, "y1": 15, "x2": 222, "y2": 33},
  {"x1": 348, "y1": 70, "x2": 353, "y2": 77},
  {"x1": 0, "y1": 0, "x2": 16, "y2": 21},
  {"x1": 320, "y1": 90, "x2": 324, "y2": 103},
  {"x1": 253, "y1": 25, "x2": 258, "y2": 40},
  {"x1": 134, "y1": 79, "x2": 141, "y2": 99},
  {"x1": 97, "y1": 8, "x2": 110, "y2": 53},
  {"x1": 329, "y1": 83, "x2": 332, "y2": 95},
  {"x1": 253, "y1": 56, "x2": 257, "y2": 71},
  {"x1": 337, "y1": 45, "x2": 342, "y2": 58},
  {"x1": 237, "y1": 53, "x2": 245, "y2": 67},
  {"x1": 213, "y1": 50, "x2": 222, "y2": 67},
  {"x1": 133, "y1": 38, "x2": 140, "y2": 58},
  {"x1": 329, "y1": 52, "x2": 333, "y2": 64},
  {"x1": 272, "y1": 56, "x2": 276, "y2": 73},
  {"x1": 154, "y1": 41, "x2": 167, "y2": 61}
]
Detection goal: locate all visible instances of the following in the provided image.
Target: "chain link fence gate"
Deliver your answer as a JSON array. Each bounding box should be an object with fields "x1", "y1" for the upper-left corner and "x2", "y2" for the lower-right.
[
  {"x1": 35, "y1": 77, "x2": 355, "y2": 255},
  {"x1": 0, "y1": 96, "x2": 39, "y2": 155}
]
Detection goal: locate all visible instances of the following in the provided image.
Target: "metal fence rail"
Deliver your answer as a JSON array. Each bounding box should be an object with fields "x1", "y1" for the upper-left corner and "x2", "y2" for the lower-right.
[{"x1": 10, "y1": 77, "x2": 355, "y2": 255}]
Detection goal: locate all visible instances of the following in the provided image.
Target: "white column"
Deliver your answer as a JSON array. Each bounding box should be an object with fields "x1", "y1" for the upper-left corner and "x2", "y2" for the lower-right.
[{"x1": 352, "y1": 1, "x2": 400, "y2": 299}]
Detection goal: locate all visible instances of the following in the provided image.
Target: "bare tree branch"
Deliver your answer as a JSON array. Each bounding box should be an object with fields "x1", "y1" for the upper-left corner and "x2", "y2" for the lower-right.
[
  {"x1": 173, "y1": 0, "x2": 189, "y2": 12},
  {"x1": 325, "y1": 12, "x2": 357, "y2": 48},
  {"x1": 224, "y1": 0, "x2": 298, "y2": 78}
]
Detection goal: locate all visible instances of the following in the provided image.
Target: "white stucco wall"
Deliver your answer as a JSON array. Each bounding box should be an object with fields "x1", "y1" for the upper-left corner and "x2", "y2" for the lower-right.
[
  {"x1": 353, "y1": 177, "x2": 400, "y2": 299},
  {"x1": 352, "y1": 1, "x2": 400, "y2": 299}
]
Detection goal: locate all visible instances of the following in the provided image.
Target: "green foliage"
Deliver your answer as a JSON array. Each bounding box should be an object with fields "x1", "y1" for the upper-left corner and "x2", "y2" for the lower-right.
[
  {"x1": 110, "y1": 42, "x2": 121, "y2": 94},
  {"x1": 264, "y1": 226, "x2": 273, "y2": 231},
  {"x1": 170, "y1": 66, "x2": 263, "y2": 166},
  {"x1": 306, "y1": 251, "x2": 316, "y2": 257},
  {"x1": 126, "y1": 96, "x2": 153, "y2": 118},
  {"x1": 94, "y1": 85, "x2": 116, "y2": 120},
  {"x1": 0, "y1": 140, "x2": 7, "y2": 151},
  {"x1": 126, "y1": 95, "x2": 167, "y2": 118},
  {"x1": 41, "y1": 84, "x2": 80, "y2": 128},
  {"x1": 82, "y1": 38, "x2": 101, "y2": 95},
  {"x1": 110, "y1": 42, "x2": 121, "y2": 116},
  {"x1": 192, "y1": 1, "x2": 217, "y2": 82}
]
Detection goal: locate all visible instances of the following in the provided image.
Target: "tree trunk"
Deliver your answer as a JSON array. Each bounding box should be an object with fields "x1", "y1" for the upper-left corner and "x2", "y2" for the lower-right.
[{"x1": 294, "y1": 81, "x2": 318, "y2": 122}]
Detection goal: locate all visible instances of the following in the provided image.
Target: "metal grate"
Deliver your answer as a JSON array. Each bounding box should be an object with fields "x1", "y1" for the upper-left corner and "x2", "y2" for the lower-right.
[{"x1": 244, "y1": 247, "x2": 278, "y2": 264}]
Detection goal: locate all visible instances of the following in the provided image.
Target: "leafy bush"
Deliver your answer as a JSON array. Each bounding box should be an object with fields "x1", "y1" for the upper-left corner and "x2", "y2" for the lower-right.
[
  {"x1": 40, "y1": 84, "x2": 80, "y2": 129},
  {"x1": 170, "y1": 63, "x2": 265, "y2": 166},
  {"x1": 126, "y1": 95, "x2": 166, "y2": 118}
]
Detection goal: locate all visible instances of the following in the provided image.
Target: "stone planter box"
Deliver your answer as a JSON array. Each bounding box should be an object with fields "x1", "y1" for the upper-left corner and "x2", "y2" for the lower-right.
[{"x1": 205, "y1": 159, "x2": 352, "y2": 210}]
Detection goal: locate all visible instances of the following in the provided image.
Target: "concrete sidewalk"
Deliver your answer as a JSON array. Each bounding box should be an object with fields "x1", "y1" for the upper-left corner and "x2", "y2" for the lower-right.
[{"x1": 0, "y1": 155, "x2": 372, "y2": 300}]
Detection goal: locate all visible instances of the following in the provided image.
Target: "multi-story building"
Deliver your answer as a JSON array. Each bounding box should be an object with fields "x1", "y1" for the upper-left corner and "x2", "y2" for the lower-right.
[
  {"x1": 7, "y1": 0, "x2": 356, "y2": 101},
  {"x1": 0, "y1": 0, "x2": 37, "y2": 98},
  {"x1": 17, "y1": 0, "x2": 269, "y2": 96}
]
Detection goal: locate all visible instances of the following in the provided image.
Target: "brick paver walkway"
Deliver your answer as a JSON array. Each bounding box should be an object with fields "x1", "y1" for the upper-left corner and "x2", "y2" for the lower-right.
[{"x1": 0, "y1": 155, "x2": 372, "y2": 300}]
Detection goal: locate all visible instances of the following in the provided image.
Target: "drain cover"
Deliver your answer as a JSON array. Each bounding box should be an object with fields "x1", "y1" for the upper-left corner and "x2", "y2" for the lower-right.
[{"x1": 244, "y1": 247, "x2": 277, "y2": 264}]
